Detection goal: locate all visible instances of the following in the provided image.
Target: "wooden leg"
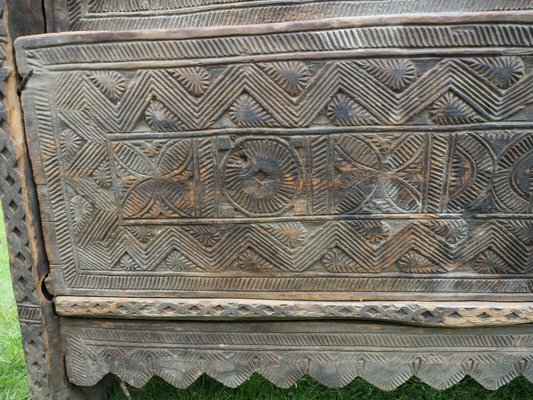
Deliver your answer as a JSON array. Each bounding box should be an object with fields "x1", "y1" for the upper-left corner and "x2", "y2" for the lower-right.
[{"x1": 0, "y1": 3, "x2": 113, "y2": 398}]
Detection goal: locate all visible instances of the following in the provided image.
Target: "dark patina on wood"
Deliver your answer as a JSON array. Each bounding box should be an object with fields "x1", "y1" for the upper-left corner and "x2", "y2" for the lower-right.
[
  {"x1": 61, "y1": 319, "x2": 533, "y2": 390},
  {"x1": 46, "y1": 0, "x2": 533, "y2": 32},
  {"x1": 1, "y1": 2, "x2": 533, "y2": 398},
  {"x1": 15, "y1": 13, "x2": 533, "y2": 301},
  {"x1": 0, "y1": 2, "x2": 113, "y2": 398}
]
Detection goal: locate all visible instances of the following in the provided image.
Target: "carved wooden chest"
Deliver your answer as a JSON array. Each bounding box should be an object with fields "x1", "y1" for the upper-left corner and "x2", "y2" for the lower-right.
[{"x1": 2, "y1": 1, "x2": 533, "y2": 398}]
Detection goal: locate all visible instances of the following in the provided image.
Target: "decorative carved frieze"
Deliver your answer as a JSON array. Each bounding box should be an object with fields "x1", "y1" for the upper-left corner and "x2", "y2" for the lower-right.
[
  {"x1": 62, "y1": 319, "x2": 533, "y2": 390},
  {"x1": 15, "y1": 15, "x2": 533, "y2": 298},
  {"x1": 55, "y1": 298, "x2": 533, "y2": 327}
]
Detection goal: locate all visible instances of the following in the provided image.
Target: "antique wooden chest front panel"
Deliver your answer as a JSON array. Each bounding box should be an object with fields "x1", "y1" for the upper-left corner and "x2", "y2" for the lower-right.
[
  {"x1": 2, "y1": 3, "x2": 533, "y2": 397},
  {"x1": 16, "y1": 13, "x2": 533, "y2": 302}
]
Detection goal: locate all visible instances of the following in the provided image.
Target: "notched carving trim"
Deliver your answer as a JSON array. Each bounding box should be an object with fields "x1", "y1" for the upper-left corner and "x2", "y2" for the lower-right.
[
  {"x1": 62, "y1": 320, "x2": 533, "y2": 391},
  {"x1": 67, "y1": 348, "x2": 533, "y2": 391},
  {"x1": 52, "y1": 2, "x2": 533, "y2": 32},
  {"x1": 55, "y1": 298, "x2": 533, "y2": 327}
]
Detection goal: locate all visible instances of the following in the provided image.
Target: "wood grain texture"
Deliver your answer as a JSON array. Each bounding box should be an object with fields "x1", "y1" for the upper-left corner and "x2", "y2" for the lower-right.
[
  {"x1": 61, "y1": 318, "x2": 533, "y2": 390},
  {"x1": 5, "y1": 0, "x2": 45, "y2": 39},
  {"x1": 55, "y1": 297, "x2": 533, "y2": 327},
  {"x1": 44, "y1": 0, "x2": 533, "y2": 32},
  {"x1": 14, "y1": 14, "x2": 533, "y2": 299}
]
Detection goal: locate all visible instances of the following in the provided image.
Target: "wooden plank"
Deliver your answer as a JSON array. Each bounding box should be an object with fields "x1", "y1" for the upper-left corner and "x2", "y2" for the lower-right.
[
  {"x1": 61, "y1": 318, "x2": 533, "y2": 390},
  {"x1": 42, "y1": 0, "x2": 533, "y2": 32},
  {"x1": 55, "y1": 297, "x2": 533, "y2": 327}
]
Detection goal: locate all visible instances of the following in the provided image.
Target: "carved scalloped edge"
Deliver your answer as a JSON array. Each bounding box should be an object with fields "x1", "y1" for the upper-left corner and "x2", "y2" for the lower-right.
[
  {"x1": 63, "y1": 322, "x2": 533, "y2": 392},
  {"x1": 66, "y1": 344, "x2": 533, "y2": 391}
]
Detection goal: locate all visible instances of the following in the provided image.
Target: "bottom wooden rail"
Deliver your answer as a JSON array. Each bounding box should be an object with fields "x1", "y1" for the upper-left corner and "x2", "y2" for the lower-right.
[
  {"x1": 55, "y1": 297, "x2": 533, "y2": 327},
  {"x1": 61, "y1": 318, "x2": 533, "y2": 391}
]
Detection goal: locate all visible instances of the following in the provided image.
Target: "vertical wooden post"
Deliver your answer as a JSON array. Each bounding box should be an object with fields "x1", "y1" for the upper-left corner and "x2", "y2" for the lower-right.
[{"x1": 0, "y1": 2, "x2": 112, "y2": 398}]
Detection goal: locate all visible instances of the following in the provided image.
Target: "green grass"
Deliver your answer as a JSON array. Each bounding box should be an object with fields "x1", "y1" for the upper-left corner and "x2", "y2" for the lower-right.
[
  {"x1": 107, "y1": 376, "x2": 533, "y2": 400},
  {"x1": 0, "y1": 213, "x2": 30, "y2": 400},
  {"x1": 0, "y1": 210, "x2": 532, "y2": 399}
]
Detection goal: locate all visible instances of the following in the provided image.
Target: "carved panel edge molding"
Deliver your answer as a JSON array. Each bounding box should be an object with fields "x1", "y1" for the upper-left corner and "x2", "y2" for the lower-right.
[
  {"x1": 55, "y1": 297, "x2": 533, "y2": 327},
  {"x1": 48, "y1": 0, "x2": 533, "y2": 32},
  {"x1": 62, "y1": 319, "x2": 533, "y2": 391}
]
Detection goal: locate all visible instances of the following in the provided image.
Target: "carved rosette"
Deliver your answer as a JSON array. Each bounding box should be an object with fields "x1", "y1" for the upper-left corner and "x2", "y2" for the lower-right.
[{"x1": 222, "y1": 138, "x2": 303, "y2": 216}]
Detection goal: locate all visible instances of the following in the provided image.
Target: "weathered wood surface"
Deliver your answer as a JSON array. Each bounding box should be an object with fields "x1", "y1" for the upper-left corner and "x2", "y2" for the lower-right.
[
  {"x1": 62, "y1": 318, "x2": 533, "y2": 390},
  {"x1": 4, "y1": 1, "x2": 533, "y2": 396},
  {"x1": 15, "y1": 12, "x2": 533, "y2": 300},
  {"x1": 45, "y1": 0, "x2": 533, "y2": 32},
  {"x1": 5, "y1": 0, "x2": 45, "y2": 39},
  {"x1": 55, "y1": 297, "x2": 533, "y2": 327},
  {"x1": 0, "y1": 2, "x2": 113, "y2": 399}
]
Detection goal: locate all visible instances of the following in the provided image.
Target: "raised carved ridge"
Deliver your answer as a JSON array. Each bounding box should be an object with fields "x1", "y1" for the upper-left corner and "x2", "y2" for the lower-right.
[
  {"x1": 55, "y1": 298, "x2": 533, "y2": 327},
  {"x1": 20, "y1": 21, "x2": 533, "y2": 70},
  {"x1": 55, "y1": 1, "x2": 533, "y2": 31},
  {"x1": 62, "y1": 319, "x2": 533, "y2": 390}
]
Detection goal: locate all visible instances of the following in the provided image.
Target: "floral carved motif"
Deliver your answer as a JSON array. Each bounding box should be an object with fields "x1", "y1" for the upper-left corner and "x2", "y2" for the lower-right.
[
  {"x1": 110, "y1": 139, "x2": 195, "y2": 219},
  {"x1": 15, "y1": 29, "x2": 533, "y2": 296}
]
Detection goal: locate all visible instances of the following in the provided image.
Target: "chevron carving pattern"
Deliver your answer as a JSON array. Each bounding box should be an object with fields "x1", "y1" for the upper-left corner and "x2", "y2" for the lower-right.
[
  {"x1": 55, "y1": 0, "x2": 533, "y2": 31},
  {"x1": 35, "y1": 59, "x2": 533, "y2": 130},
  {"x1": 54, "y1": 298, "x2": 533, "y2": 327},
  {"x1": 16, "y1": 23, "x2": 533, "y2": 298}
]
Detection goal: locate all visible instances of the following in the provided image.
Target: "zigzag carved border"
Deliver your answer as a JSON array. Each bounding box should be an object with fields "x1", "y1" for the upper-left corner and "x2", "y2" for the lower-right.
[
  {"x1": 49, "y1": 60, "x2": 533, "y2": 131},
  {"x1": 72, "y1": 220, "x2": 532, "y2": 273},
  {"x1": 62, "y1": 319, "x2": 533, "y2": 390}
]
